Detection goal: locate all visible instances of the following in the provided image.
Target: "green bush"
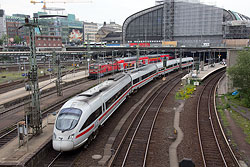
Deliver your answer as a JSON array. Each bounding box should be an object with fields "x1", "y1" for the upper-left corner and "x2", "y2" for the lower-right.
[
  {"x1": 225, "y1": 103, "x2": 231, "y2": 109},
  {"x1": 226, "y1": 93, "x2": 250, "y2": 108},
  {"x1": 175, "y1": 84, "x2": 196, "y2": 100}
]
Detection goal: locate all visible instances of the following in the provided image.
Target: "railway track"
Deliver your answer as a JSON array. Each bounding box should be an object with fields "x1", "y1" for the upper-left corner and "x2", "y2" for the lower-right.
[
  {"x1": 197, "y1": 70, "x2": 240, "y2": 167},
  {"x1": 0, "y1": 125, "x2": 17, "y2": 148},
  {"x1": 0, "y1": 76, "x2": 89, "y2": 117},
  {"x1": 108, "y1": 73, "x2": 183, "y2": 167},
  {"x1": 44, "y1": 150, "x2": 78, "y2": 167},
  {"x1": 0, "y1": 77, "x2": 95, "y2": 148},
  {"x1": 0, "y1": 68, "x2": 86, "y2": 94},
  {"x1": 0, "y1": 96, "x2": 70, "y2": 148}
]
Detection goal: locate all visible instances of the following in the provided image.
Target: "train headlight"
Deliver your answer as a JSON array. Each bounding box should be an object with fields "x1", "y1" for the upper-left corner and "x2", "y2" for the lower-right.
[
  {"x1": 68, "y1": 134, "x2": 75, "y2": 140},
  {"x1": 53, "y1": 133, "x2": 57, "y2": 140}
]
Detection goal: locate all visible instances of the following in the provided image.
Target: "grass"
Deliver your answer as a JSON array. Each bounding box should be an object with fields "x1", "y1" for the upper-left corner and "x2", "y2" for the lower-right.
[
  {"x1": 175, "y1": 84, "x2": 196, "y2": 100},
  {"x1": 0, "y1": 66, "x2": 79, "y2": 84},
  {"x1": 217, "y1": 107, "x2": 230, "y2": 127},
  {"x1": 230, "y1": 109, "x2": 250, "y2": 144},
  {"x1": 217, "y1": 95, "x2": 250, "y2": 145},
  {"x1": 240, "y1": 110, "x2": 246, "y2": 114},
  {"x1": 216, "y1": 96, "x2": 232, "y2": 139},
  {"x1": 226, "y1": 93, "x2": 250, "y2": 108}
]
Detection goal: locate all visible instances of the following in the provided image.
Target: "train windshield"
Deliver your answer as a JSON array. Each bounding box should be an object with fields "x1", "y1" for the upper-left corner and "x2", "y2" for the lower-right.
[
  {"x1": 56, "y1": 108, "x2": 82, "y2": 132},
  {"x1": 90, "y1": 66, "x2": 99, "y2": 70}
]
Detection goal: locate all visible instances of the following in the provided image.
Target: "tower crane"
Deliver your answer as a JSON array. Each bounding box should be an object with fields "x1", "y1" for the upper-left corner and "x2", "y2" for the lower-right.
[{"x1": 30, "y1": 0, "x2": 92, "y2": 10}]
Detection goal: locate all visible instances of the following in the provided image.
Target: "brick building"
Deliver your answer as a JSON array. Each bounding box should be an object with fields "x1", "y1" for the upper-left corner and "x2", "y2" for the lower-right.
[{"x1": 26, "y1": 35, "x2": 62, "y2": 49}]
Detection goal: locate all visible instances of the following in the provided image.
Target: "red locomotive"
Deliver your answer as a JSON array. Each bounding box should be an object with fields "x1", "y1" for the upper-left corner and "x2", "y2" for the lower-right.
[{"x1": 88, "y1": 54, "x2": 174, "y2": 79}]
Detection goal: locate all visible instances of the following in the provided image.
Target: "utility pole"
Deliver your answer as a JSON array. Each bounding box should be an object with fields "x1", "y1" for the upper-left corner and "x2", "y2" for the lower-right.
[
  {"x1": 136, "y1": 46, "x2": 140, "y2": 68},
  {"x1": 53, "y1": 51, "x2": 62, "y2": 96},
  {"x1": 87, "y1": 33, "x2": 91, "y2": 74},
  {"x1": 112, "y1": 50, "x2": 114, "y2": 75},
  {"x1": 179, "y1": 49, "x2": 182, "y2": 71},
  {"x1": 21, "y1": 16, "x2": 42, "y2": 136},
  {"x1": 191, "y1": 51, "x2": 195, "y2": 71},
  {"x1": 19, "y1": 14, "x2": 67, "y2": 136}
]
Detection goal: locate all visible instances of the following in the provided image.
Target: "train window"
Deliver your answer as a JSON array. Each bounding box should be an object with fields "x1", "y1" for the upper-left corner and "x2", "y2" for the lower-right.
[
  {"x1": 56, "y1": 108, "x2": 82, "y2": 132},
  {"x1": 106, "y1": 94, "x2": 116, "y2": 109},
  {"x1": 79, "y1": 113, "x2": 94, "y2": 132},
  {"x1": 121, "y1": 83, "x2": 131, "y2": 93},
  {"x1": 142, "y1": 74, "x2": 147, "y2": 80},
  {"x1": 95, "y1": 107, "x2": 102, "y2": 118},
  {"x1": 133, "y1": 78, "x2": 139, "y2": 84},
  {"x1": 106, "y1": 83, "x2": 131, "y2": 109},
  {"x1": 79, "y1": 107, "x2": 102, "y2": 132},
  {"x1": 91, "y1": 66, "x2": 99, "y2": 70}
]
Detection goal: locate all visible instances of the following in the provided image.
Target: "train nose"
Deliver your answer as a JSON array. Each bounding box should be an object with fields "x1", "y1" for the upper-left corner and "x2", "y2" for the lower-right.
[{"x1": 53, "y1": 139, "x2": 74, "y2": 151}]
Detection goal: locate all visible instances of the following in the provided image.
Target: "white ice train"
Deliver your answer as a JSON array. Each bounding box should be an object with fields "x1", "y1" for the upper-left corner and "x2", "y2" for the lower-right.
[{"x1": 53, "y1": 57, "x2": 193, "y2": 151}]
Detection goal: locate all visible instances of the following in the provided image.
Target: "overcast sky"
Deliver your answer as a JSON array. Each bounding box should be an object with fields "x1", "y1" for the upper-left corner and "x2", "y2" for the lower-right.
[{"x1": 0, "y1": 0, "x2": 249, "y2": 25}]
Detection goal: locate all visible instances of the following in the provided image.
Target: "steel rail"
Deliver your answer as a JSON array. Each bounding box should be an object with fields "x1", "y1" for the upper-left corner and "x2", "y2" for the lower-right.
[
  {"x1": 208, "y1": 72, "x2": 228, "y2": 166},
  {"x1": 0, "y1": 88, "x2": 74, "y2": 148},
  {"x1": 108, "y1": 72, "x2": 184, "y2": 167},
  {"x1": 197, "y1": 70, "x2": 230, "y2": 167},
  {"x1": 47, "y1": 151, "x2": 63, "y2": 167},
  {"x1": 214, "y1": 74, "x2": 241, "y2": 167},
  {"x1": 0, "y1": 77, "x2": 89, "y2": 117},
  {"x1": 122, "y1": 76, "x2": 181, "y2": 167},
  {"x1": 142, "y1": 76, "x2": 180, "y2": 167}
]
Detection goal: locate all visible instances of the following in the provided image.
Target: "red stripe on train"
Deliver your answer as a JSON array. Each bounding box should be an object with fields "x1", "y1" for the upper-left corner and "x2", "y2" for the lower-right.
[{"x1": 76, "y1": 124, "x2": 94, "y2": 139}]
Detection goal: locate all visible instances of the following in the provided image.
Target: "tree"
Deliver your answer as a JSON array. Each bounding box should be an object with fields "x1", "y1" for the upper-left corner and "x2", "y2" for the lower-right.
[
  {"x1": 14, "y1": 35, "x2": 21, "y2": 44},
  {"x1": 0, "y1": 34, "x2": 7, "y2": 46},
  {"x1": 227, "y1": 49, "x2": 250, "y2": 106},
  {"x1": 1, "y1": 34, "x2": 8, "y2": 45}
]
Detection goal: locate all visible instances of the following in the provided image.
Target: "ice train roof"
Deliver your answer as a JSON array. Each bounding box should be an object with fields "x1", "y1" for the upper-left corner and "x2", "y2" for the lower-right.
[
  {"x1": 65, "y1": 74, "x2": 128, "y2": 105},
  {"x1": 126, "y1": 64, "x2": 157, "y2": 79}
]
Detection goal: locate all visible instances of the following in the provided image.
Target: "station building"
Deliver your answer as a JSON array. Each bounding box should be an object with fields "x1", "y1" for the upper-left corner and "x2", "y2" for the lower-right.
[
  {"x1": 96, "y1": 21, "x2": 122, "y2": 42},
  {"x1": 83, "y1": 21, "x2": 98, "y2": 43},
  {"x1": 122, "y1": 0, "x2": 250, "y2": 47}
]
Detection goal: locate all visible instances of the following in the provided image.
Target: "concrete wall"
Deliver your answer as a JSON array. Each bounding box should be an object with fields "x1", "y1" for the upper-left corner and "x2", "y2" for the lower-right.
[
  {"x1": 226, "y1": 49, "x2": 241, "y2": 92},
  {"x1": 223, "y1": 39, "x2": 250, "y2": 47}
]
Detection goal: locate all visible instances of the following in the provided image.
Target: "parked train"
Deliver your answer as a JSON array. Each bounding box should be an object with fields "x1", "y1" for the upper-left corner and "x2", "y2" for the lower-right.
[
  {"x1": 53, "y1": 57, "x2": 193, "y2": 151},
  {"x1": 88, "y1": 54, "x2": 174, "y2": 79}
]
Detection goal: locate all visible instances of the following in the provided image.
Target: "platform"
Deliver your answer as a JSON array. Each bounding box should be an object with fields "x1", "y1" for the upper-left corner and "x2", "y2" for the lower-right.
[
  {"x1": 182, "y1": 63, "x2": 226, "y2": 84},
  {"x1": 0, "y1": 113, "x2": 56, "y2": 166},
  {"x1": 0, "y1": 70, "x2": 88, "y2": 106}
]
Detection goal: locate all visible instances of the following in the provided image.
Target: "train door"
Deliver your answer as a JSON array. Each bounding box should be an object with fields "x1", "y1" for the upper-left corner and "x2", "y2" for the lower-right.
[{"x1": 100, "y1": 103, "x2": 106, "y2": 126}]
